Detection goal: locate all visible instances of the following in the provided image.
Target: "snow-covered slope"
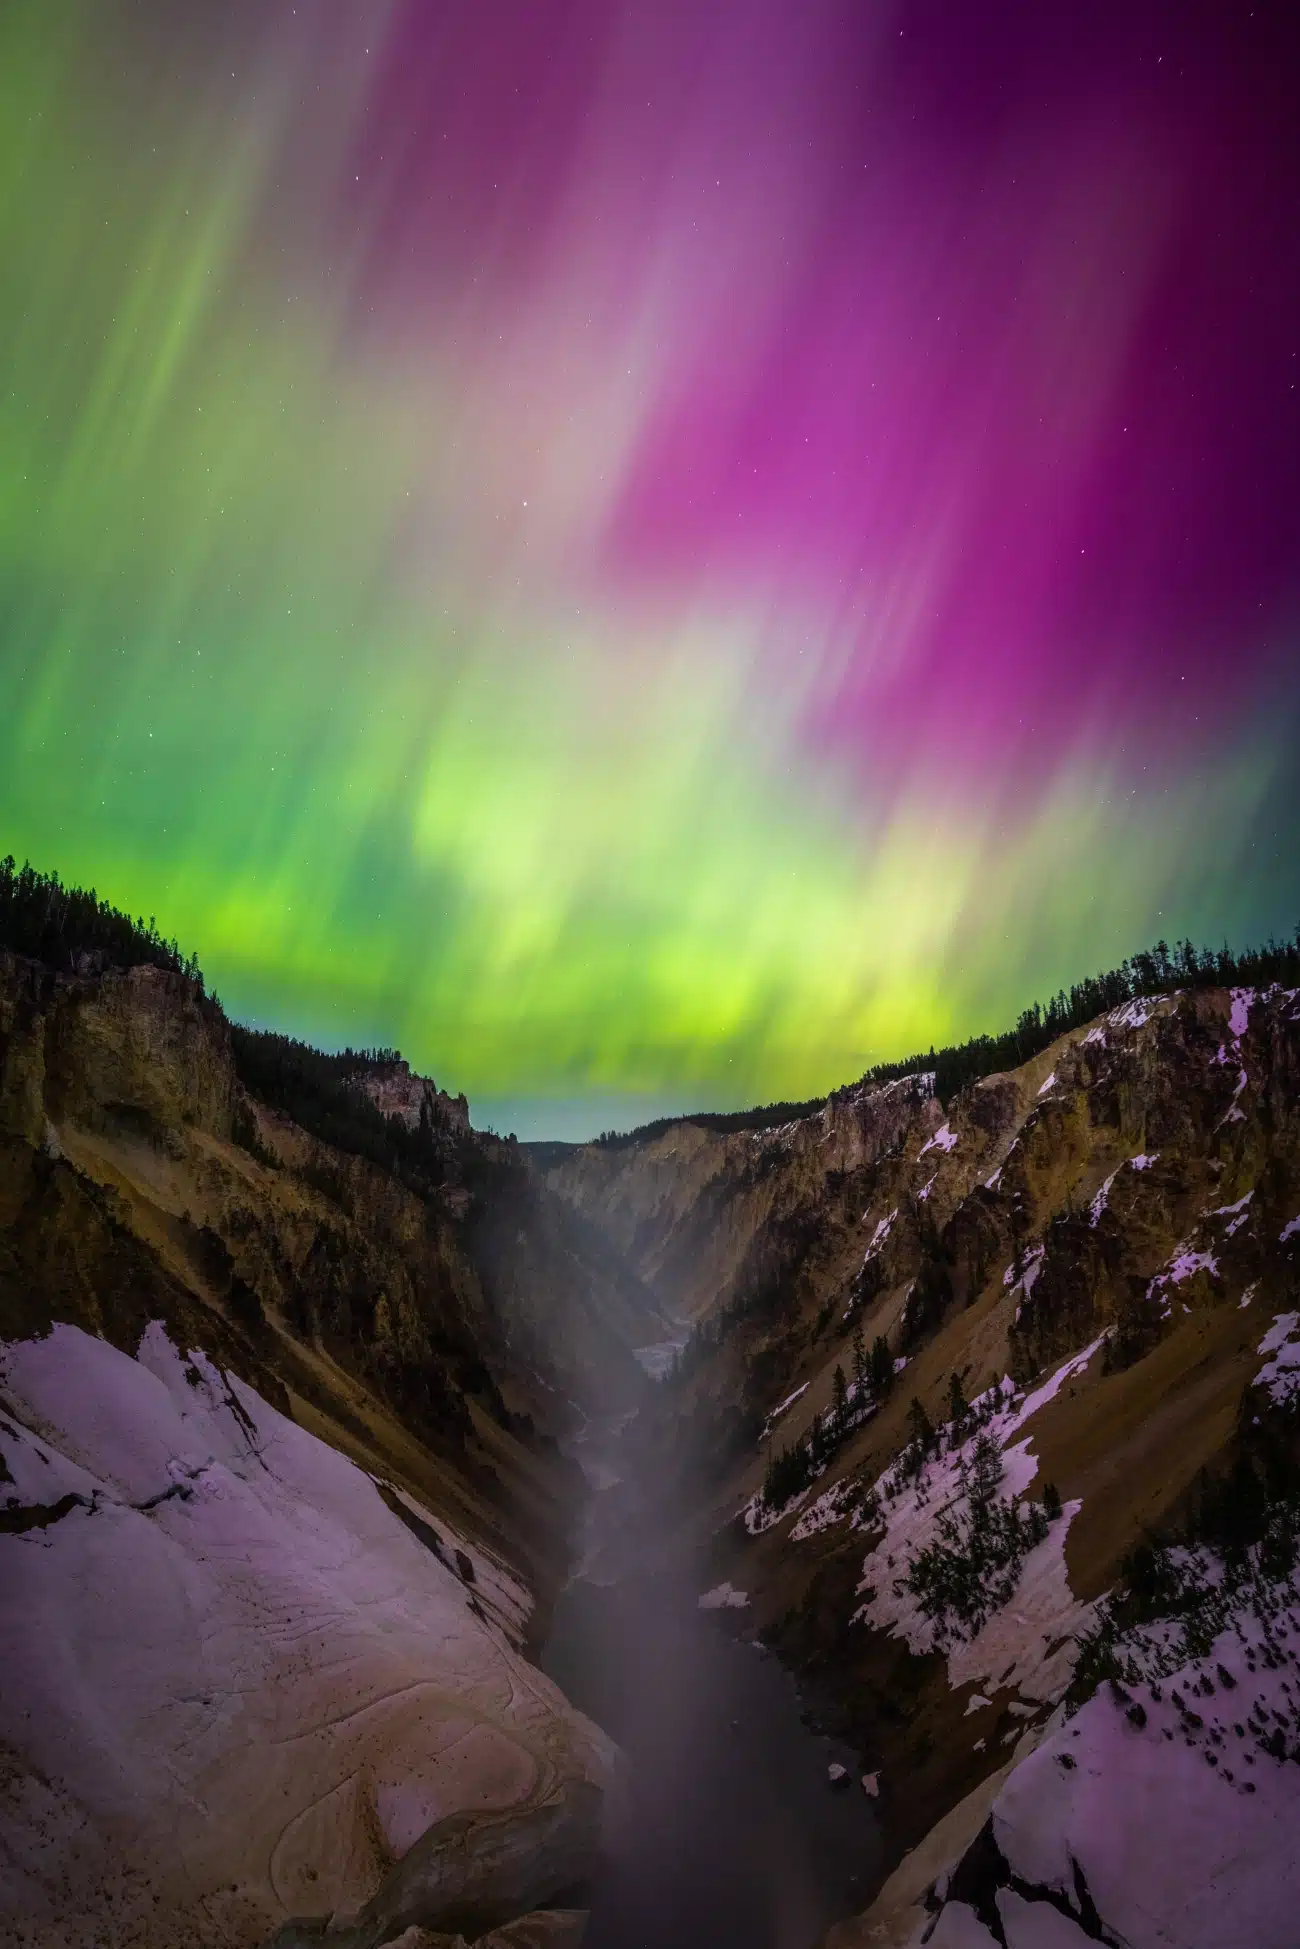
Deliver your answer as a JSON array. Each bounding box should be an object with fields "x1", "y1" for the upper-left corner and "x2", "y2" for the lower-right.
[
  {"x1": 0, "y1": 1322, "x2": 613, "y2": 1949},
  {"x1": 908, "y1": 1576, "x2": 1300, "y2": 1948}
]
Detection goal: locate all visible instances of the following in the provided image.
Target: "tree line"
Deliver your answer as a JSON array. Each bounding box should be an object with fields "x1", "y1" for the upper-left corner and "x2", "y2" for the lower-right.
[
  {"x1": 229, "y1": 1025, "x2": 457, "y2": 1193},
  {"x1": 0, "y1": 855, "x2": 206, "y2": 989},
  {"x1": 4, "y1": 850, "x2": 1298, "y2": 1139},
  {"x1": 599, "y1": 924, "x2": 1300, "y2": 1146}
]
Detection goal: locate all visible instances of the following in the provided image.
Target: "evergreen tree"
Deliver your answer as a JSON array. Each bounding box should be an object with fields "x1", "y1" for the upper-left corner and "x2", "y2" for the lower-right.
[
  {"x1": 947, "y1": 1369, "x2": 967, "y2": 1433},
  {"x1": 852, "y1": 1322, "x2": 867, "y2": 1394},
  {"x1": 869, "y1": 1335, "x2": 894, "y2": 1395},
  {"x1": 806, "y1": 1414, "x2": 819, "y2": 1469},
  {"x1": 907, "y1": 1395, "x2": 935, "y2": 1456},
  {"x1": 1043, "y1": 1480, "x2": 1062, "y2": 1521},
  {"x1": 833, "y1": 1363, "x2": 848, "y2": 1432},
  {"x1": 968, "y1": 1431, "x2": 1003, "y2": 1511}
]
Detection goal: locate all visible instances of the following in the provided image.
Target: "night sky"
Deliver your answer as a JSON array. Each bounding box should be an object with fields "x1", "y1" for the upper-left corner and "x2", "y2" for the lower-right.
[{"x1": 2, "y1": 2, "x2": 1297, "y2": 1137}]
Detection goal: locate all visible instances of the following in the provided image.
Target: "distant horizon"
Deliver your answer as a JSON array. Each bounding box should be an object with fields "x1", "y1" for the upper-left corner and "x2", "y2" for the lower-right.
[
  {"x1": 6, "y1": 843, "x2": 1298, "y2": 1146},
  {"x1": 4, "y1": 3, "x2": 1299, "y2": 1124}
]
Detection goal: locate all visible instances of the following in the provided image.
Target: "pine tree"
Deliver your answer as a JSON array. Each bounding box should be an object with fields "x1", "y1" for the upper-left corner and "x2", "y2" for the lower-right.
[
  {"x1": 852, "y1": 1321, "x2": 867, "y2": 1394},
  {"x1": 968, "y1": 1431, "x2": 1003, "y2": 1513},
  {"x1": 947, "y1": 1369, "x2": 967, "y2": 1433},
  {"x1": 1043, "y1": 1480, "x2": 1062, "y2": 1521},
  {"x1": 833, "y1": 1363, "x2": 848, "y2": 1432},
  {"x1": 907, "y1": 1395, "x2": 935, "y2": 1456},
  {"x1": 870, "y1": 1335, "x2": 894, "y2": 1395}
]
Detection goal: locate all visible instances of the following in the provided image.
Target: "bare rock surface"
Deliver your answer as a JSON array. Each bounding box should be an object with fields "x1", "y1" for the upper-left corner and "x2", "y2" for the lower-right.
[{"x1": 0, "y1": 1322, "x2": 612, "y2": 1949}]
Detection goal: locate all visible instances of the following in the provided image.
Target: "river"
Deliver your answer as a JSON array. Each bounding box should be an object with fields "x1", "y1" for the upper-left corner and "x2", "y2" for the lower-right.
[{"x1": 542, "y1": 1395, "x2": 880, "y2": 1949}]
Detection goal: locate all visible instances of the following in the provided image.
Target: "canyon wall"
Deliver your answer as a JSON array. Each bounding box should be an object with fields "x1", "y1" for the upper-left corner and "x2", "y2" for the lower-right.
[
  {"x1": 549, "y1": 984, "x2": 1300, "y2": 1946},
  {"x1": 0, "y1": 951, "x2": 661, "y2": 1948}
]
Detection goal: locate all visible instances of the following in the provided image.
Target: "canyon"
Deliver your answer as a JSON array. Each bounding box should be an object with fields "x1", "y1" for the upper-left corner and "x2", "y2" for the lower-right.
[{"x1": 3, "y1": 935, "x2": 1300, "y2": 1947}]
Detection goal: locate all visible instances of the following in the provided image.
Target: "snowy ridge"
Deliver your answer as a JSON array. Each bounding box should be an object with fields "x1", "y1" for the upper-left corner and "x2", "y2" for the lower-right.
[
  {"x1": 743, "y1": 1479, "x2": 815, "y2": 1536},
  {"x1": 0, "y1": 1322, "x2": 611, "y2": 1945},
  {"x1": 1087, "y1": 1168, "x2": 1120, "y2": 1228},
  {"x1": 926, "y1": 1603, "x2": 1300, "y2": 1949}
]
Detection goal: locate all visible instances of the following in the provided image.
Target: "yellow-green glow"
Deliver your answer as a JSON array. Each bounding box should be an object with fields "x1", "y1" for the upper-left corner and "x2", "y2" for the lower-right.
[{"x1": 1, "y1": 5, "x2": 1296, "y2": 1136}]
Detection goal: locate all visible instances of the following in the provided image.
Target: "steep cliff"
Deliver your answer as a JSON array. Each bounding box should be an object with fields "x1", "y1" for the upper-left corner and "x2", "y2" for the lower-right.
[
  {"x1": 0, "y1": 948, "x2": 659, "y2": 1948},
  {"x1": 548, "y1": 983, "x2": 1300, "y2": 1944}
]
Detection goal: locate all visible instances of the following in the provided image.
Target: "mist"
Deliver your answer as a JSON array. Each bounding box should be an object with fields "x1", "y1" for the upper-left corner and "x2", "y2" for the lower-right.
[{"x1": 542, "y1": 1350, "x2": 880, "y2": 1949}]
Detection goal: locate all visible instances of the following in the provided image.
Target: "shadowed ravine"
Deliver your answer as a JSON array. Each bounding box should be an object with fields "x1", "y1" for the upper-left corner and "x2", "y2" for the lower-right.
[{"x1": 542, "y1": 1377, "x2": 880, "y2": 1949}]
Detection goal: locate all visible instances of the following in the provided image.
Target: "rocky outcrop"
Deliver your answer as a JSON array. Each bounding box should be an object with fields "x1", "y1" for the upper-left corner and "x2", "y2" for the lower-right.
[
  {"x1": 268, "y1": 1782, "x2": 601, "y2": 1948},
  {"x1": 0, "y1": 952, "x2": 233, "y2": 1147},
  {"x1": 0, "y1": 950, "x2": 646, "y2": 1949},
  {"x1": 348, "y1": 1059, "x2": 470, "y2": 1138},
  {"x1": 549, "y1": 983, "x2": 1300, "y2": 1934},
  {"x1": 0, "y1": 950, "x2": 659, "y2": 1497},
  {"x1": 544, "y1": 1071, "x2": 941, "y2": 1323}
]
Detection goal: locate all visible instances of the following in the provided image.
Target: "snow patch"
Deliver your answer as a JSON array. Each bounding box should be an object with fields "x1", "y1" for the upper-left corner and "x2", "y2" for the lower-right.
[
  {"x1": 698, "y1": 1582, "x2": 749, "y2": 1611},
  {"x1": 1088, "y1": 1170, "x2": 1119, "y2": 1228},
  {"x1": 790, "y1": 1476, "x2": 859, "y2": 1541},
  {"x1": 920, "y1": 1122, "x2": 959, "y2": 1158},
  {"x1": 1108, "y1": 996, "x2": 1159, "y2": 1033},
  {"x1": 1280, "y1": 1215, "x2": 1300, "y2": 1245},
  {"x1": 1004, "y1": 1246, "x2": 1045, "y2": 1318},
  {"x1": 762, "y1": 1382, "x2": 809, "y2": 1433},
  {"x1": 1229, "y1": 986, "x2": 1257, "y2": 1040},
  {"x1": 1206, "y1": 1190, "x2": 1254, "y2": 1238},
  {"x1": 1036, "y1": 1072, "x2": 1058, "y2": 1097},
  {"x1": 1256, "y1": 1313, "x2": 1300, "y2": 1407},
  {"x1": 851, "y1": 1339, "x2": 1108, "y2": 1702},
  {"x1": 1217, "y1": 1066, "x2": 1249, "y2": 1128},
  {"x1": 1148, "y1": 1244, "x2": 1219, "y2": 1310},
  {"x1": 863, "y1": 1208, "x2": 900, "y2": 1264}
]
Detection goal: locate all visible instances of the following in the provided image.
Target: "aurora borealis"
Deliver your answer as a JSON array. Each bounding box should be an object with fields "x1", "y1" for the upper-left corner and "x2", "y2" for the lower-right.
[{"x1": 2, "y1": 3, "x2": 1298, "y2": 1138}]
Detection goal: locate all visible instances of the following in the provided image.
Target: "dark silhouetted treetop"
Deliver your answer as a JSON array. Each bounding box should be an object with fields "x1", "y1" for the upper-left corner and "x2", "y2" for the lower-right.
[
  {"x1": 0, "y1": 855, "x2": 205, "y2": 987},
  {"x1": 592, "y1": 923, "x2": 1300, "y2": 1142},
  {"x1": 228, "y1": 1025, "x2": 460, "y2": 1195}
]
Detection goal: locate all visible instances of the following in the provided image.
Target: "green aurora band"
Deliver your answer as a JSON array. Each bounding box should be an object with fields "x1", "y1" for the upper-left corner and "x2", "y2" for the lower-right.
[{"x1": 2, "y1": 4, "x2": 1297, "y2": 1137}]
